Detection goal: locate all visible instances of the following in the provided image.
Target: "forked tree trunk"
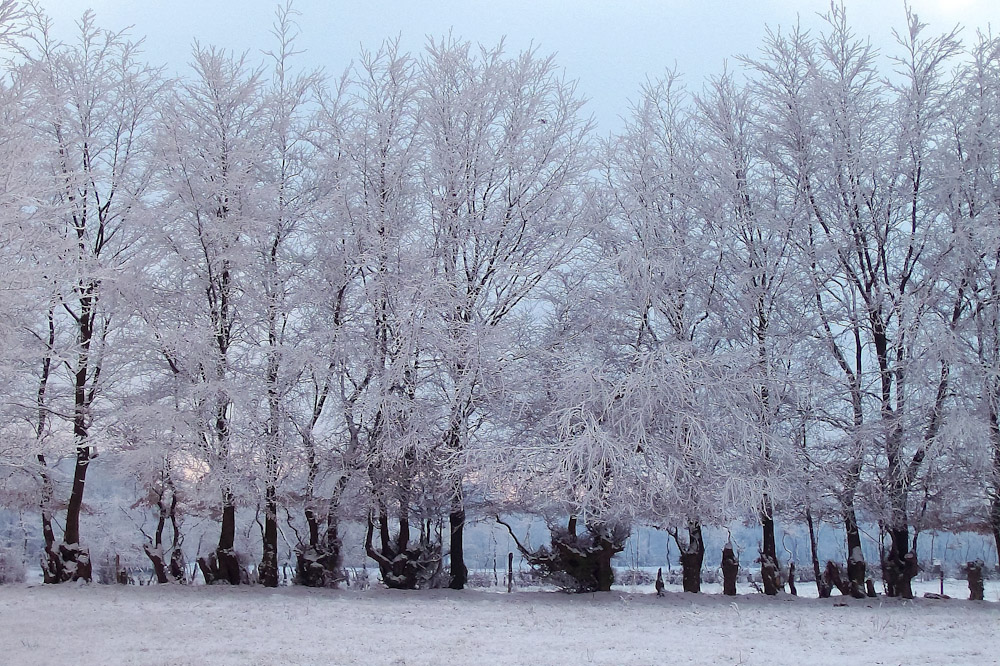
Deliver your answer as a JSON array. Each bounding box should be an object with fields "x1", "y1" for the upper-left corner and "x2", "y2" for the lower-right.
[
  {"x1": 882, "y1": 526, "x2": 917, "y2": 599},
  {"x1": 199, "y1": 490, "x2": 242, "y2": 585},
  {"x1": 296, "y1": 474, "x2": 349, "y2": 588},
  {"x1": 497, "y1": 516, "x2": 626, "y2": 593}
]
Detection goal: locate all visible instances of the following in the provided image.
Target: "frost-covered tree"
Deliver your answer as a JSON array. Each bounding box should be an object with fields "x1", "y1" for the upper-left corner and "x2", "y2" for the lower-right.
[
  {"x1": 152, "y1": 44, "x2": 266, "y2": 585},
  {"x1": 418, "y1": 37, "x2": 593, "y2": 589},
  {"x1": 9, "y1": 7, "x2": 163, "y2": 583}
]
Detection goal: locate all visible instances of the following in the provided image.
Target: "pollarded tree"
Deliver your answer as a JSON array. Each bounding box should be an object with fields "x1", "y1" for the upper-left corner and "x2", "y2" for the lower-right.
[
  {"x1": 498, "y1": 257, "x2": 768, "y2": 593},
  {"x1": 17, "y1": 7, "x2": 162, "y2": 582},
  {"x1": 418, "y1": 37, "x2": 594, "y2": 589},
  {"x1": 153, "y1": 44, "x2": 266, "y2": 585}
]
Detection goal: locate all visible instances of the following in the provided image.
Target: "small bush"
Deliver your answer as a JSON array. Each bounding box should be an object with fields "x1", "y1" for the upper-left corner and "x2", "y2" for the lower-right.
[{"x1": 619, "y1": 568, "x2": 655, "y2": 586}]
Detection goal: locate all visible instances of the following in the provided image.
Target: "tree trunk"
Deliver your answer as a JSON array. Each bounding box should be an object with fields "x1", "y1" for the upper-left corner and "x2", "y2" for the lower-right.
[
  {"x1": 883, "y1": 526, "x2": 917, "y2": 599},
  {"x1": 677, "y1": 521, "x2": 704, "y2": 593},
  {"x1": 62, "y1": 293, "x2": 96, "y2": 579},
  {"x1": 201, "y1": 492, "x2": 242, "y2": 585},
  {"x1": 965, "y1": 560, "x2": 985, "y2": 601},
  {"x1": 144, "y1": 509, "x2": 170, "y2": 584},
  {"x1": 259, "y1": 484, "x2": 279, "y2": 588},
  {"x1": 759, "y1": 498, "x2": 781, "y2": 595},
  {"x1": 806, "y1": 509, "x2": 829, "y2": 598},
  {"x1": 823, "y1": 560, "x2": 850, "y2": 596},
  {"x1": 990, "y1": 405, "x2": 1000, "y2": 572},
  {"x1": 844, "y1": 507, "x2": 867, "y2": 598},
  {"x1": 722, "y1": 543, "x2": 739, "y2": 596},
  {"x1": 448, "y1": 490, "x2": 467, "y2": 590}
]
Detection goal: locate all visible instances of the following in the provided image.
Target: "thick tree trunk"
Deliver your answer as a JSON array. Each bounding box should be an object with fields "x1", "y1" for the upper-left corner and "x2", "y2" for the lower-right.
[
  {"x1": 823, "y1": 560, "x2": 850, "y2": 596},
  {"x1": 259, "y1": 485, "x2": 279, "y2": 588},
  {"x1": 365, "y1": 509, "x2": 441, "y2": 590},
  {"x1": 883, "y1": 526, "x2": 917, "y2": 599},
  {"x1": 677, "y1": 521, "x2": 704, "y2": 593},
  {"x1": 759, "y1": 497, "x2": 781, "y2": 595},
  {"x1": 296, "y1": 474, "x2": 349, "y2": 587},
  {"x1": 497, "y1": 516, "x2": 625, "y2": 593},
  {"x1": 593, "y1": 532, "x2": 617, "y2": 592},
  {"x1": 844, "y1": 507, "x2": 867, "y2": 598},
  {"x1": 448, "y1": 490, "x2": 467, "y2": 590},
  {"x1": 722, "y1": 543, "x2": 739, "y2": 596},
  {"x1": 965, "y1": 560, "x2": 985, "y2": 601},
  {"x1": 200, "y1": 491, "x2": 242, "y2": 585},
  {"x1": 62, "y1": 293, "x2": 96, "y2": 580}
]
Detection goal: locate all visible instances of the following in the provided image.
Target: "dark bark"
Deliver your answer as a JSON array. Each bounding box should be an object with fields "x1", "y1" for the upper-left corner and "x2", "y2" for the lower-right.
[
  {"x1": 670, "y1": 521, "x2": 704, "y2": 593},
  {"x1": 143, "y1": 506, "x2": 169, "y2": 584},
  {"x1": 806, "y1": 509, "x2": 829, "y2": 598},
  {"x1": 448, "y1": 500, "x2": 467, "y2": 590},
  {"x1": 759, "y1": 498, "x2": 781, "y2": 595},
  {"x1": 142, "y1": 478, "x2": 184, "y2": 584},
  {"x1": 844, "y1": 506, "x2": 867, "y2": 598},
  {"x1": 787, "y1": 561, "x2": 797, "y2": 596},
  {"x1": 722, "y1": 544, "x2": 739, "y2": 596},
  {"x1": 965, "y1": 560, "x2": 985, "y2": 601},
  {"x1": 63, "y1": 290, "x2": 97, "y2": 551},
  {"x1": 507, "y1": 552, "x2": 513, "y2": 593},
  {"x1": 990, "y1": 405, "x2": 1000, "y2": 571},
  {"x1": 365, "y1": 511, "x2": 441, "y2": 590},
  {"x1": 259, "y1": 485, "x2": 279, "y2": 588},
  {"x1": 498, "y1": 516, "x2": 627, "y2": 593},
  {"x1": 199, "y1": 494, "x2": 242, "y2": 585},
  {"x1": 882, "y1": 526, "x2": 917, "y2": 599},
  {"x1": 823, "y1": 561, "x2": 850, "y2": 596}
]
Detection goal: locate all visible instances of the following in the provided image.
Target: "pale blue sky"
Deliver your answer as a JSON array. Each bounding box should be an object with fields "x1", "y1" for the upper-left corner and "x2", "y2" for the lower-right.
[{"x1": 41, "y1": 0, "x2": 997, "y2": 131}]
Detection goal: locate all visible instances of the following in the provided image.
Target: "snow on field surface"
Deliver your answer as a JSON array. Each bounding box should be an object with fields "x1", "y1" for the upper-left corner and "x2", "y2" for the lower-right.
[{"x1": 1, "y1": 585, "x2": 998, "y2": 666}]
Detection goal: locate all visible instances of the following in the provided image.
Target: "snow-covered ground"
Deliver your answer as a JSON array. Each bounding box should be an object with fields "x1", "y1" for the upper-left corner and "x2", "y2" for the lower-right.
[{"x1": 2, "y1": 584, "x2": 998, "y2": 666}]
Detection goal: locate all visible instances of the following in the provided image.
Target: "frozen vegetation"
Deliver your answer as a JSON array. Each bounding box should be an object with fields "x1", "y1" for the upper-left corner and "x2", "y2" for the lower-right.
[{"x1": 4, "y1": 4, "x2": 1000, "y2": 656}]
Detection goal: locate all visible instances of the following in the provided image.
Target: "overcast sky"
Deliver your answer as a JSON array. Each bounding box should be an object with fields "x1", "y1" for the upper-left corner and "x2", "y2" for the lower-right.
[{"x1": 41, "y1": 0, "x2": 997, "y2": 132}]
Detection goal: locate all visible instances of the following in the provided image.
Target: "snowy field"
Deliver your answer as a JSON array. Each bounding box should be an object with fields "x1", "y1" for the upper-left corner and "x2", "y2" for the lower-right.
[{"x1": 2, "y1": 584, "x2": 998, "y2": 666}]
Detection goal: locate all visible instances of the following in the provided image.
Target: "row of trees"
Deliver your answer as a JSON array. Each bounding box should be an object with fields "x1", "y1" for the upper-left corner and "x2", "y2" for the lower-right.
[{"x1": 0, "y1": 2, "x2": 998, "y2": 598}]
